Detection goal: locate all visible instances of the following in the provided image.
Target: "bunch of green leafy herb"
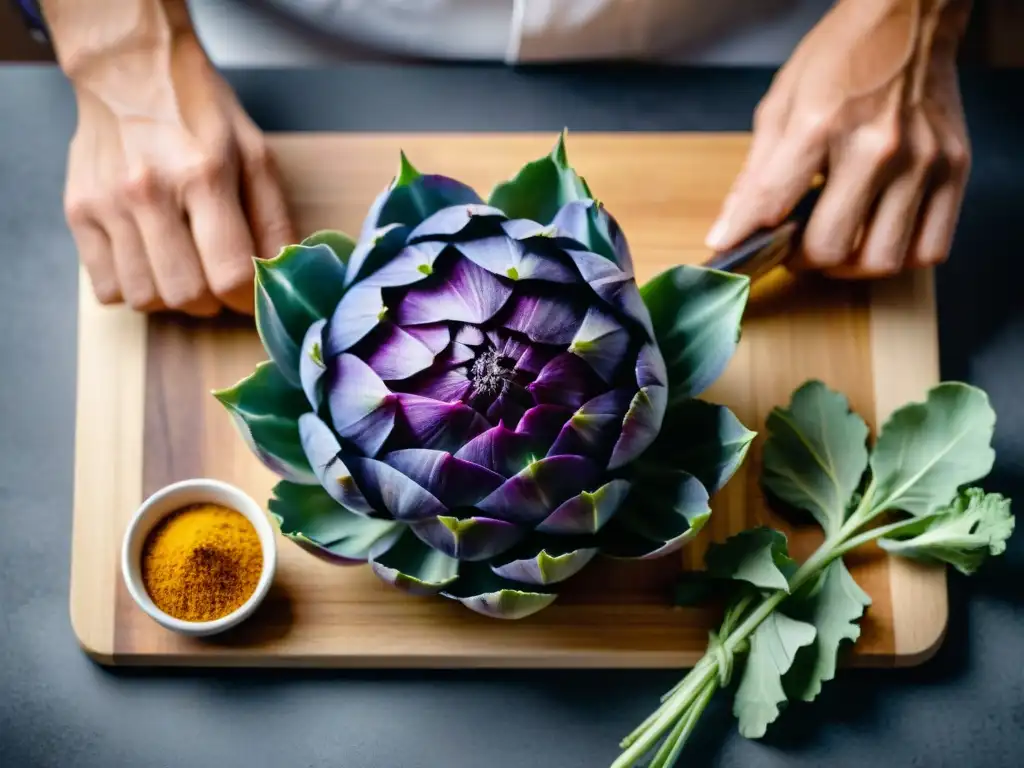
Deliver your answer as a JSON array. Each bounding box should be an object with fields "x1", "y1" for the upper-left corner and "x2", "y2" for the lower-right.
[{"x1": 612, "y1": 379, "x2": 1015, "y2": 768}]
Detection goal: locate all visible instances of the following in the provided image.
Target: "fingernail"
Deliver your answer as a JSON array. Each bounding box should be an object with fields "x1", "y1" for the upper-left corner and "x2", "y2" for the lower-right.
[{"x1": 705, "y1": 216, "x2": 730, "y2": 249}]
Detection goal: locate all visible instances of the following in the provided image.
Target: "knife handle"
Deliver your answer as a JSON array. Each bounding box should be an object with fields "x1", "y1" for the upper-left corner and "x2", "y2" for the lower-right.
[{"x1": 703, "y1": 186, "x2": 822, "y2": 280}]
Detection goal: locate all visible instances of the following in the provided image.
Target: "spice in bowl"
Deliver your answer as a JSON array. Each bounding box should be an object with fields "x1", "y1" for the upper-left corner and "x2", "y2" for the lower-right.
[{"x1": 141, "y1": 502, "x2": 263, "y2": 622}]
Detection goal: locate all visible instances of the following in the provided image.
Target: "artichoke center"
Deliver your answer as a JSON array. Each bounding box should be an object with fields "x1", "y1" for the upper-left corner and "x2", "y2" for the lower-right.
[{"x1": 469, "y1": 348, "x2": 514, "y2": 397}]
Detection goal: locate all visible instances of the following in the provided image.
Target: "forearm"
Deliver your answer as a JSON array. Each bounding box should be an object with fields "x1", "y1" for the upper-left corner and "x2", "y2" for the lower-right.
[
  {"x1": 924, "y1": 0, "x2": 972, "y2": 54},
  {"x1": 39, "y1": 0, "x2": 207, "y2": 118},
  {"x1": 846, "y1": 0, "x2": 972, "y2": 49},
  {"x1": 820, "y1": 0, "x2": 970, "y2": 101}
]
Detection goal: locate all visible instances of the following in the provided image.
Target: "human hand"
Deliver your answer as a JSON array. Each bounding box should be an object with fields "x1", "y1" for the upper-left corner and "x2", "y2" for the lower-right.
[
  {"x1": 705, "y1": 0, "x2": 972, "y2": 278},
  {"x1": 58, "y1": 25, "x2": 294, "y2": 315}
]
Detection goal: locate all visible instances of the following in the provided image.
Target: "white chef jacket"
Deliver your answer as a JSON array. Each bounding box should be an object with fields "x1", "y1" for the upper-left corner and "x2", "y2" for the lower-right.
[{"x1": 261, "y1": 0, "x2": 833, "y2": 65}]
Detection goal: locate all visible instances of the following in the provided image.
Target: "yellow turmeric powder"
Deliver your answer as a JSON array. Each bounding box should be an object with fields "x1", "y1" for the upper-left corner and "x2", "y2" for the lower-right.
[{"x1": 141, "y1": 503, "x2": 263, "y2": 622}]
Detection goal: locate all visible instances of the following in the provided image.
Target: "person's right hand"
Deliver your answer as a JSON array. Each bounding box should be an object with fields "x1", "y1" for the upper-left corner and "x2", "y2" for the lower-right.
[
  {"x1": 63, "y1": 33, "x2": 294, "y2": 316},
  {"x1": 704, "y1": 0, "x2": 971, "y2": 279}
]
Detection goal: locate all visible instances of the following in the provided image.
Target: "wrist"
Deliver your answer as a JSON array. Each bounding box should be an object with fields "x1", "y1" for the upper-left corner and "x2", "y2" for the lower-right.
[{"x1": 41, "y1": 0, "x2": 199, "y2": 87}]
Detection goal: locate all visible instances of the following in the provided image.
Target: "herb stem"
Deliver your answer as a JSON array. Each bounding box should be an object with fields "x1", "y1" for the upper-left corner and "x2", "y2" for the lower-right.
[
  {"x1": 624, "y1": 671, "x2": 700, "y2": 746},
  {"x1": 623, "y1": 672, "x2": 705, "y2": 747},
  {"x1": 660, "y1": 655, "x2": 712, "y2": 703},
  {"x1": 838, "y1": 480, "x2": 879, "y2": 537},
  {"x1": 659, "y1": 593, "x2": 755, "y2": 703},
  {"x1": 611, "y1": 664, "x2": 717, "y2": 767},
  {"x1": 721, "y1": 540, "x2": 837, "y2": 655},
  {"x1": 614, "y1": 491, "x2": 898, "y2": 768},
  {"x1": 648, "y1": 677, "x2": 718, "y2": 768},
  {"x1": 833, "y1": 515, "x2": 924, "y2": 558}
]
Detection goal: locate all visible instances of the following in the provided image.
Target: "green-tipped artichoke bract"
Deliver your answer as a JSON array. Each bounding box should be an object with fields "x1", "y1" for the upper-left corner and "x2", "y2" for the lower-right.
[{"x1": 215, "y1": 133, "x2": 754, "y2": 619}]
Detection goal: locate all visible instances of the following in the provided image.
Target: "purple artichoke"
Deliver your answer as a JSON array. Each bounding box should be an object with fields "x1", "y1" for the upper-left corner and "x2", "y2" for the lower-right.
[{"x1": 216, "y1": 134, "x2": 753, "y2": 619}]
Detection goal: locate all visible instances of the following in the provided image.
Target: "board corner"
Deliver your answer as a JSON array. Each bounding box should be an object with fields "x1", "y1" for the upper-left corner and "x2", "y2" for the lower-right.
[
  {"x1": 69, "y1": 594, "x2": 118, "y2": 666},
  {"x1": 888, "y1": 558, "x2": 949, "y2": 668}
]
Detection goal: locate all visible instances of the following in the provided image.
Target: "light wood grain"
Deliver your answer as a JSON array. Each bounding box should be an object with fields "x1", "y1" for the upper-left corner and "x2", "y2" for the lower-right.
[
  {"x1": 70, "y1": 133, "x2": 945, "y2": 667},
  {"x1": 70, "y1": 277, "x2": 148, "y2": 662},
  {"x1": 869, "y1": 270, "x2": 948, "y2": 665}
]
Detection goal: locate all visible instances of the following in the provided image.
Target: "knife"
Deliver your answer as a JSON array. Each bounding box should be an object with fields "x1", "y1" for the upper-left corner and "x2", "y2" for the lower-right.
[{"x1": 703, "y1": 185, "x2": 822, "y2": 281}]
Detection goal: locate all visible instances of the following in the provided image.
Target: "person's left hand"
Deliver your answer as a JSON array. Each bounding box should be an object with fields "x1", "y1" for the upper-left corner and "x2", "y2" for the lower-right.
[{"x1": 704, "y1": 0, "x2": 972, "y2": 278}]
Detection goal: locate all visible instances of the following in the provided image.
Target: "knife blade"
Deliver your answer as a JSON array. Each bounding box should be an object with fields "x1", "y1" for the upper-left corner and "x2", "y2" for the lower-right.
[{"x1": 703, "y1": 185, "x2": 822, "y2": 281}]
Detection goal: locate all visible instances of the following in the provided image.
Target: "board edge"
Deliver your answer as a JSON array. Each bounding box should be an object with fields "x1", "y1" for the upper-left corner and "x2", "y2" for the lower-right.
[
  {"x1": 869, "y1": 268, "x2": 949, "y2": 667},
  {"x1": 69, "y1": 269, "x2": 147, "y2": 666},
  {"x1": 66, "y1": 134, "x2": 943, "y2": 669}
]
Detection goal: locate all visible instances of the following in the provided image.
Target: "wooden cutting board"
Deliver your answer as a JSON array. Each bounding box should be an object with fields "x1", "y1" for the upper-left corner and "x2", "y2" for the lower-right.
[{"x1": 70, "y1": 133, "x2": 945, "y2": 668}]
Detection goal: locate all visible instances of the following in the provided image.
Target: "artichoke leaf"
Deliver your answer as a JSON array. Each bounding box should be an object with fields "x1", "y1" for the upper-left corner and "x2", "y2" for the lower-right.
[
  {"x1": 369, "y1": 528, "x2": 460, "y2": 595},
  {"x1": 411, "y1": 515, "x2": 524, "y2": 562},
  {"x1": 442, "y1": 561, "x2": 558, "y2": 620},
  {"x1": 298, "y1": 319, "x2": 327, "y2": 410},
  {"x1": 537, "y1": 478, "x2": 632, "y2": 535},
  {"x1": 343, "y1": 223, "x2": 410, "y2": 288},
  {"x1": 300, "y1": 229, "x2": 357, "y2": 262},
  {"x1": 255, "y1": 242, "x2": 349, "y2": 385},
  {"x1": 491, "y1": 544, "x2": 599, "y2": 586},
  {"x1": 476, "y1": 455, "x2": 601, "y2": 526},
  {"x1": 548, "y1": 198, "x2": 634, "y2": 273},
  {"x1": 213, "y1": 362, "x2": 317, "y2": 485},
  {"x1": 568, "y1": 305, "x2": 631, "y2": 383},
  {"x1": 601, "y1": 469, "x2": 711, "y2": 559},
  {"x1": 297, "y1": 413, "x2": 378, "y2": 516},
  {"x1": 608, "y1": 383, "x2": 668, "y2": 471},
  {"x1": 377, "y1": 165, "x2": 484, "y2": 234},
  {"x1": 270, "y1": 481, "x2": 402, "y2": 564},
  {"x1": 640, "y1": 264, "x2": 750, "y2": 401},
  {"x1": 408, "y1": 204, "x2": 509, "y2": 244},
  {"x1": 487, "y1": 130, "x2": 593, "y2": 226},
  {"x1": 360, "y1": 152, "x2": 482, "y2": 233},
  {"x1": 637, "y1": 398, "x2": 755, "y2": 496},
  {"x1": 255, "y1": 283, "x2": 302, "y2": 388}
]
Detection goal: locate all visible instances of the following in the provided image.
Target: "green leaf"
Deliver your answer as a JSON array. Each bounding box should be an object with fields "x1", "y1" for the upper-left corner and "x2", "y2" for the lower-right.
[
  {"x1": 300, "y1": 229, "x2": 357, "y2": 262},
  {"x1": 269, "y1": 481, "x2": 402, "y2": 563},
  {"x1": 870, "y1": 383, "x2": 997, "y2": 517},
  {"x1": 486, "y1": 130, "x2": 592, "y2": 225},
  {"x1": 637, "y1": 398, "x2": 755, "y2": 495},
  {"x1": 783, "y1": 560, "x2": 871, "y2": 702},
  {"x1": 255, "y1": 243, "x2": 349, "y2": 386},
  {"x1": 879, "y1": 487, "x2": 1015, "y2": 575},
  {"x1": 639, "y1": 265, "x2": 750, "y2": 401},
  {"x1": 761, "y1": 380, "x2": 870, "y2": 535},
  {"x1": 734, "y1": 612, "x2": 817, "y2": 738},
  {"x1": 705, "y1": 527, "x2": 797, "y2": 592},
  {"x1": 213, "y1": 362, "x2": 316, "y2": 485}
]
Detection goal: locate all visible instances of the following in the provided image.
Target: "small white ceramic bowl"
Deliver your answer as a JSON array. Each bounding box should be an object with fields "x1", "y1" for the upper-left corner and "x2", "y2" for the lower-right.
[{"x1": 121, "y1": 478, "x2": 277, "y2": 637}]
